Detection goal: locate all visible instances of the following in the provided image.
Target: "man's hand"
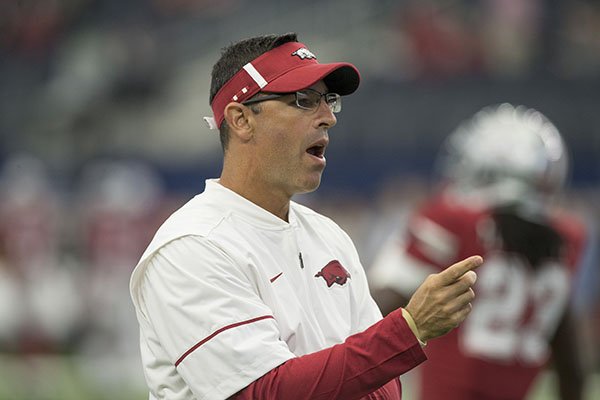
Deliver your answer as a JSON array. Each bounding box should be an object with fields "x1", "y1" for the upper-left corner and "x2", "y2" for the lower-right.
[{"x1": 405, "y1": 255, "x2": 483, "y2": 342}]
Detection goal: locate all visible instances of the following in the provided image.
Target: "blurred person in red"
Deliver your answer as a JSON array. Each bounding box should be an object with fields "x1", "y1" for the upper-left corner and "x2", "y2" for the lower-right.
[
  {"x1": 0, "y1": 154, "x2": 83, "y2": 353},
  {"x1": 76, "y1": 159, "x2": 166, "y2": 357},
  {"x1": 369, "y1": 103, "x2": 587, "y2": 400}
]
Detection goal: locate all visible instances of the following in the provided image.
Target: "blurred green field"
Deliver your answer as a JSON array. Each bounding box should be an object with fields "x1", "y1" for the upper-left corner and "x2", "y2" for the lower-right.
[
  {"x1": 399, "y1": 368, "x2": 600, "y2": 400},
  {"x1": 0, "y1": 355, "x2": 146, "y2": 400},
  {"x1": 0, "y1": 355, "x2": 598, "y2": 399},
  {"x1": 528, "y1": 370, "x2": 600, "y2": 400}
]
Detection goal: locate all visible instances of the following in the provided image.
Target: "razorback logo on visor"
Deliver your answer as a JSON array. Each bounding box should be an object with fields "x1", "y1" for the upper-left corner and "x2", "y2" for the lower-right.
[
  {"x1": 315, "y1": 260, "x2": 351, "y2": 287},
  {"x1": 291, "y1": 48, "x2": 316, "y2": 60}
]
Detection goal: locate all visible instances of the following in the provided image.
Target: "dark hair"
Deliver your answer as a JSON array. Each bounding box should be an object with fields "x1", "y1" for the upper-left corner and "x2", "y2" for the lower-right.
[
  {"x1": 209, "y1": 33, "x2": 298, "y2": 150},
  {"x1": 492, "y1": 204, "x2": 563, "y2": 268}
]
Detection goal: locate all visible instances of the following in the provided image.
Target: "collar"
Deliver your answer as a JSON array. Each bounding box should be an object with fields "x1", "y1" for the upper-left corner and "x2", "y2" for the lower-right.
[{"x1": 202, "y1": 179, "x2": 298, "y2": 230}]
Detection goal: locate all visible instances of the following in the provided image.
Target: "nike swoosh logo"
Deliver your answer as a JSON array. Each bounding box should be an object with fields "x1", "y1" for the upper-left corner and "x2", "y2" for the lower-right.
[{"x1": 270, "y1": 272, "x2": 283, "y2": 283}]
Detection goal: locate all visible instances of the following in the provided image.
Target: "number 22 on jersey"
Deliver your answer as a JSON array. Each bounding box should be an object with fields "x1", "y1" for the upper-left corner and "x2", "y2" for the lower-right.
[{"x1": 460, "y1": 253, "x2": 570, "y2": 365}]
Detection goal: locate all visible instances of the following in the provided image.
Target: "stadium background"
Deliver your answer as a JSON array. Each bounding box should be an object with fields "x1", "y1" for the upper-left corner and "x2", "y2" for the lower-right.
[{"x1": 0, "y1": 0, "x2": 599, "y2": 398}]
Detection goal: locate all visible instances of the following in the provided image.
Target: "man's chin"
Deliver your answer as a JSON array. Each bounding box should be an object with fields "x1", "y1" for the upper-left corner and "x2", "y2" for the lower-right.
[{"x1": 296, "y1": 177, "x2": 322, "y2": 195}]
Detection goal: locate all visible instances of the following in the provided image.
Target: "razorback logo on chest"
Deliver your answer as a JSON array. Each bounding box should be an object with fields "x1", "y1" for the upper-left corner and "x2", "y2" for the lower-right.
[{"x1": 315, "y1": 260, "x2": 351, "y2": 287}]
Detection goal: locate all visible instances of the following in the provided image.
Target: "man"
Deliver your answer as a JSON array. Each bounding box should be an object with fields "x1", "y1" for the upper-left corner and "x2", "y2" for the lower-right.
[
  {"x1": 129, "y1": 33, "x2": 482, "y2": 400},
  {"x1": 369, "y1": 103, "x2": 587, "y2": 400}
]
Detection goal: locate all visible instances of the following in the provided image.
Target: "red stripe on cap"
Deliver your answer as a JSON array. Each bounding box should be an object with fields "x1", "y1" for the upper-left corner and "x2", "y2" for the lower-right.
[
  {"x1": 174, "y1": 315, "x2": 275, "y2": 367},
  {"x1": 210, "y1": 42, "x2": 317, "y2": 128}
]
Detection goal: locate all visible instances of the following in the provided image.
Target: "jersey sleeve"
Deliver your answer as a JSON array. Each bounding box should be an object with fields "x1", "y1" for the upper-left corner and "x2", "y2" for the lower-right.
[
  {"x1": 368, "y1": 224, "x2": 438, "y2": 296},
  {"x1": 370, "y1": 194, "x2": 487, "y2": 299},
  {"x1": 136, "y1": 235, "x2": 295, "y2": 400},
  {"x1": 232, "y1": 308, "x2": 426, "y2": 400}
]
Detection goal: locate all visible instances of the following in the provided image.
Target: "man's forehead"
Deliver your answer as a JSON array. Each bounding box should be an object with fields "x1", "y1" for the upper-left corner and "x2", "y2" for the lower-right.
[{"x1": 308, "y1": 80, "x2": 328, "y2": 92}]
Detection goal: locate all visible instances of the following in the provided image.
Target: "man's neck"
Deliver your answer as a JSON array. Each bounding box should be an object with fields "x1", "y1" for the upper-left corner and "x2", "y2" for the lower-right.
[{"x1": 218, "y1": 174, "x2": 291, "y2": 222}]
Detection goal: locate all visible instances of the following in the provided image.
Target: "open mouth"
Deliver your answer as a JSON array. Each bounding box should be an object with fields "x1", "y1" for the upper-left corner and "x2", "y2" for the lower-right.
[{"x1": 306, "y1": 144, "x2": 325, "y2": 159}]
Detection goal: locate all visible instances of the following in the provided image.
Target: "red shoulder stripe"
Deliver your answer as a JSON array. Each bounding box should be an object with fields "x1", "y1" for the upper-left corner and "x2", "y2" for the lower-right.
[{"x1": 175, "y1": 315, "x2": 274, "y2": 366}]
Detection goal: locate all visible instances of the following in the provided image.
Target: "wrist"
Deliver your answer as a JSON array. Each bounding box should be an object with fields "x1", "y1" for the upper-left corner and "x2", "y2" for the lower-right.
[{"x1": 401, "y1": 308, "x2": 427, "y2": 347}]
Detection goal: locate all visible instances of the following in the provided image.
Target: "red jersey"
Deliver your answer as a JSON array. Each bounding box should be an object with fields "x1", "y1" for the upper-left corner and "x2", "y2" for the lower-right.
[{"x1": 404, "y1": 192, "x2": 586, "y2": 400}]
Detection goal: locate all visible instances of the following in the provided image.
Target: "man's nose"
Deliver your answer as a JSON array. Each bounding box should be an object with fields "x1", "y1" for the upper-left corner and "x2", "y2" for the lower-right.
[{"x1": 315, "y1": 99, "x2": 337, "y2": 128}]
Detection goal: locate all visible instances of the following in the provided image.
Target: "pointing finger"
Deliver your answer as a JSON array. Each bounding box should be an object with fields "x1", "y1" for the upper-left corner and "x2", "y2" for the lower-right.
[{"x1": 438, "y1": 255, "x2": 483, "y2": 285}]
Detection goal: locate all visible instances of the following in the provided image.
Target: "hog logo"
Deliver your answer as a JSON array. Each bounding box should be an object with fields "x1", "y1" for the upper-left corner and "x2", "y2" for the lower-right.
[
  {"x1": 315, "y1": 260, "x2": 351, "y2": 287},
  {"x1": 291, "y1": 47, "x2": 317, "y2": 60}
]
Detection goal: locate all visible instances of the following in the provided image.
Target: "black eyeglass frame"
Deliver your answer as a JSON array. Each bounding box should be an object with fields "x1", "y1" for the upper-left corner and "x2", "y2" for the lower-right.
[{"x1": 241, "y1": 88, "x2": 342, "y2": 113}]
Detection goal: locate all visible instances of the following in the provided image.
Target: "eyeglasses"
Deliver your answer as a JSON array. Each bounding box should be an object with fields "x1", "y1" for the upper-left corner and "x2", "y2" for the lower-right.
[{"x1": 242, "y1": 88, "x2": 342, "y2": 113}]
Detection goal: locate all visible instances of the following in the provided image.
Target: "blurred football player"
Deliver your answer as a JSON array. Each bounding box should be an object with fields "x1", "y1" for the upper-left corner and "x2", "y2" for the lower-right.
[
  {"x1": 0, "y1": 154, "x2": 83, "y2": 353},
  {"x1": 76, "y1": 159, "x2": 166, "y2": 359},
  {"x1": 369, "y1": 103, "x2": 587, "y2": 400}
]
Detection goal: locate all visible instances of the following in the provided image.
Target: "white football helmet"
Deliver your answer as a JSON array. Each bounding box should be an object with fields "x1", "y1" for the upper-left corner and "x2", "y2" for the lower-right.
[{"x1": 437, "y1": 103, "x2": 569, "y2": 209}]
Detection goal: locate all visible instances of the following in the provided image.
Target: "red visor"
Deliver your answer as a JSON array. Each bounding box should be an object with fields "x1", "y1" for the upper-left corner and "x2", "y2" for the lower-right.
[{"x1": 205, "y1": 42, "x2": 360, "y2": 129}]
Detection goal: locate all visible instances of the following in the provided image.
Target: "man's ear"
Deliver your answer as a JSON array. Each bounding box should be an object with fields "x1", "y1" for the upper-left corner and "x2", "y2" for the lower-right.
[{"x1": 223, "y1": 102, "x2": 253, "y2": 141}]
